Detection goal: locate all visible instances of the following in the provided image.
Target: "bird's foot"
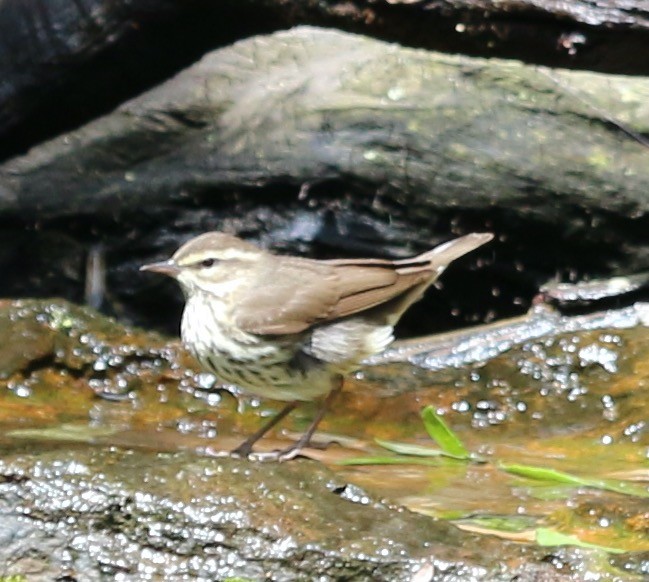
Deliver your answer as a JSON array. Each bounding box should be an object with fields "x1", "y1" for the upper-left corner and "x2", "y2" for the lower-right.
[
  {"x1": 243, "y1": 446, "x2": 301, "y2": 463},
  {"x1": 229, "y1": 443, "x2": 253, "y2": 459},
  {"x1": 235, "y1": 442, "x2": 311, "y2": 462},
  {"x1": 276, "y1": 444, "x2": 306, "y2": 462},
  {"x1": 202, "y1": 446, "x2": 231, "y2": 458}
]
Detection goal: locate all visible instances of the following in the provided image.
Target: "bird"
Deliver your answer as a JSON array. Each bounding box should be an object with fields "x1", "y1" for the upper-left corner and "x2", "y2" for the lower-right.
[{"x1": 141, "y1": 231, "x2": 493, "y2": 460}]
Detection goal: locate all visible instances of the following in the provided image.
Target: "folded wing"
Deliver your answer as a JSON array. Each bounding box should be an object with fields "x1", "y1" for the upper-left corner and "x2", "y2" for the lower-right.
[{"x1": 234, "y1": 233, "x2": 492, "y2": 335}]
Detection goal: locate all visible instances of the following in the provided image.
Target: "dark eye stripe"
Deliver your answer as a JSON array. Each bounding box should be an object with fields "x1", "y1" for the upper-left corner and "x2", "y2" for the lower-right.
[{"x1": 183, "y1": 256, "x2": 229, "y2": 268}]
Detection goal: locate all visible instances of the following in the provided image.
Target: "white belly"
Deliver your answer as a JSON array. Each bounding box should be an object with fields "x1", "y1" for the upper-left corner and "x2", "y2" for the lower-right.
[{"x1": 181, "y1": 294, "x2": 335, "y2": 401}]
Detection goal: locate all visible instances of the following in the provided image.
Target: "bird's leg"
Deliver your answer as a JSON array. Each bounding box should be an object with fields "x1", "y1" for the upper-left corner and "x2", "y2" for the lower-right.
[
  {"x1": 230, "y1": 401, "x2": 298, "y2": 458},
  {"x1": 275, "y1": 377, "x2": 343, "y2": 462}
]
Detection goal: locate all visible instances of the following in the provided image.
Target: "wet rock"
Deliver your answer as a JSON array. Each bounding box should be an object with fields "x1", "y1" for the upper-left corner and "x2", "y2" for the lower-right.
[
  {"x1": 365, "y1": 304, "x2": 649, "y2": 443},
  {"x1": 0, "y1": 298, "x2": 647, "y2": 578},
  {"x1": 0, "y1": 303, "x2": 56, "y2": 379},
  {"x1": 4, "y1": 28, "x2": 649, "y2": 225},
  {"x1": 0, "y1": 446, "x2": 559, "y2": 581},
  {"x1": 3, "y1": 1, "x2": 649, "y2": 162},
  {"x1": 0, "y1": 298, "x2": 203, "y2": 429}
]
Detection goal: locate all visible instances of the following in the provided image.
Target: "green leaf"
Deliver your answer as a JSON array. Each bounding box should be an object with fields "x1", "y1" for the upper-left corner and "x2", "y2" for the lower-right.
[
  {"x1": 375, "y1": 437, "x2": 482, "y2": 462},
  {"x1": 501, "y1": 463, "x2": 649, "y2": 498},
  {"x1": 337, "y1": 456, "x2": 443, "y2": 467},
  {"x1": 501, "y1": 463, "x2": 584, "y2": 484},
  {"x1": 420, "y1": 406, "x2": 470, "y2": 459},
  {"x1": 535, "y1": 528, "x2": 627, "y2": 554},
  {"x1": 374, "y1": 438, "x2": 447, "y2": 457}
]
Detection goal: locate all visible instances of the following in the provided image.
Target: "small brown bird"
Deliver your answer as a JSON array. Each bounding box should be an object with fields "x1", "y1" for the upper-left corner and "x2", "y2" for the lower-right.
[{"x1": 141, "y1": 231, "x2": 493, "y2": 460}]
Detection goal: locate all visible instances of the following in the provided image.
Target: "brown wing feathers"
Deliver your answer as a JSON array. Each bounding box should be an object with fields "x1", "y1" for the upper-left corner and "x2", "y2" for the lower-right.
[
  {"x1": 235, "y1": 233, "x2": 492, "y2": 335},
  {"x1": 321, "y1": 233, "x2": 493, "y2": 323},
  {"x1": 326, "y1": 262, "x2": 431, "y2": 320},
  {"x1": 234, "y1": 259, "x2": 340, "y2": 335}
]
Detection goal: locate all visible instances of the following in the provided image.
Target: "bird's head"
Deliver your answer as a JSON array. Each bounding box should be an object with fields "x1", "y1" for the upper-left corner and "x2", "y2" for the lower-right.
[{"x1": 140, "y1": 232, "x2": 264, "y2": 297}]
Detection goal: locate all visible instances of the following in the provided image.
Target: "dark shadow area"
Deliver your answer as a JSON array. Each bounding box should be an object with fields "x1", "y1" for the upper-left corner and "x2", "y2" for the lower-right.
[{"x1": 2, "y1": 181, "x2": 648, "y2": 339}]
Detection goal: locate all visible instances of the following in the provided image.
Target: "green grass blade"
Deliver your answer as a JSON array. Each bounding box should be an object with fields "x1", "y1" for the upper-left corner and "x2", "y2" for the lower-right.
[
  {"x1": 420, "y1": 406, "x2": 470, "y2": 459},
  {"x1": 375, "y1": 438, "x2": 480, "y2": 461},
  {"x1": 375, "y1": 438, "x2": 447, "y2": 457},
  {"x1": 501, "y1": 463, "x2": 649, "y2": 498},
  {"x1": 337, "y1": 456, "x2": 443, "y2": 467},
  {"x1": 501, "y1": 463, "x2": 584, "y2": 484},
  {"x1": 535, "y1": 528, "x2": 627, "y2": 554}
]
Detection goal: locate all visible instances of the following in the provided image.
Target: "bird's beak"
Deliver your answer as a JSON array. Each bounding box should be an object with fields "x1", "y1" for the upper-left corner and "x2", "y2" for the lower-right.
[{"x1": 140, "y1": 260, "x2": 181, "y2": 277}]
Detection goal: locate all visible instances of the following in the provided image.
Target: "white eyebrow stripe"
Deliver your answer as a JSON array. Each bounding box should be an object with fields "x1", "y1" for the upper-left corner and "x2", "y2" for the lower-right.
[
  {"x1": 176, "y1": 248, "x2": 259, "y2": 266},
  {"x1": 217, "y1": 249, "x2": 259, "y2": 260}
]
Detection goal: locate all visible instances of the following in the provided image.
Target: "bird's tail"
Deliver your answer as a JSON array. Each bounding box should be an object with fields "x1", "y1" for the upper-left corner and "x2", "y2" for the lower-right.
[{"x1": 396, "y1": 233, "x2": 493, "y2": 273}]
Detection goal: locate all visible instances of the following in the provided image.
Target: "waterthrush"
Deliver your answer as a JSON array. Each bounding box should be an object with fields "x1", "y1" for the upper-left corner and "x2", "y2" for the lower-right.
[{"x1": 141, "y1": 231, "x2": 493, "y2": 460}]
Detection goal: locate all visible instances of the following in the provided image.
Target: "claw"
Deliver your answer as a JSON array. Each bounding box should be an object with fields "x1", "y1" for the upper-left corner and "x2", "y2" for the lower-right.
[{"x1": 247, "y1": 445, "x2": 307, "y2": 463}]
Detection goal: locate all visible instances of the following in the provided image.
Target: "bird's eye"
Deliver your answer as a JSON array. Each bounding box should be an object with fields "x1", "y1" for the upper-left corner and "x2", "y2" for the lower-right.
[{"x1": 200, "y1": 258, "x2": 217, "y2": 268}]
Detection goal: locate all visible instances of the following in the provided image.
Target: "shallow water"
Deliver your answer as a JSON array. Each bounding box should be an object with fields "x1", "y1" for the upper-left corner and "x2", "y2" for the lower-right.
[{"x1": 0, "y1": 299, "x2": 647, "y2": 578}]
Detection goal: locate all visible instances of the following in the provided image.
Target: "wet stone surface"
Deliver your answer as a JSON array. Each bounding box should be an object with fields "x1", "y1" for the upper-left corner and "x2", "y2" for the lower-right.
[
  {"x1": 0, "y1": 299, "x2": 647, "y2": 580},
  {"x1": 0, "y1": 447, "x2": 560, "y2": 581}
]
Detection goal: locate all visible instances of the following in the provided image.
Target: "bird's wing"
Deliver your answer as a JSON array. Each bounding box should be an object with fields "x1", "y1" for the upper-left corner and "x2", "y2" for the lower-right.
[
  {"x1": 234, "y1": 233, "x2": 493, "y2": 335},
  {"x1": 324, "y1": 260, "x2": 432, "y2": 321},
  {"x1": 327, "y1": 233, "x2": 493, "y2": 322},
  {"x1": 233, "y1": 256, "x2": 410, "y2": 335}
]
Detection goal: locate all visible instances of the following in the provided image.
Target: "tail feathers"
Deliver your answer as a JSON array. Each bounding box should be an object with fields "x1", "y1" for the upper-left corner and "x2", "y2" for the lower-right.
[
  {"x1": 378, "y1": 232, "x2": 493, "y2": 325},
  {"x1": 397, "y1": 233, "x2": 493, "y2": 273}
]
